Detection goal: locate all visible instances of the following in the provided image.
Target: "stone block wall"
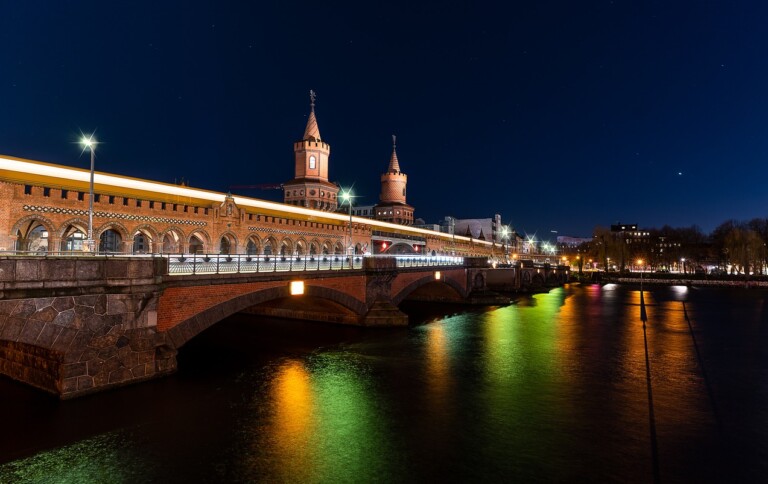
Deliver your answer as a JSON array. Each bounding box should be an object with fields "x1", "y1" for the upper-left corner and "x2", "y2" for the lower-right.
[{"x1": 0, "y1": 257, "x2": 173, "y2": 398}]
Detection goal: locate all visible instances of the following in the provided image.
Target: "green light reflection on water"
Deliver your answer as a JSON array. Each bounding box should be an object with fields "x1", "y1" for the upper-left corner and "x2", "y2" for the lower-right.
[
  {"x1": 475, "y1": 288, "x2": 573, "y2": 478},
  {"x1": 0, "y1": 430, "x2": 142, "y2": 484}
]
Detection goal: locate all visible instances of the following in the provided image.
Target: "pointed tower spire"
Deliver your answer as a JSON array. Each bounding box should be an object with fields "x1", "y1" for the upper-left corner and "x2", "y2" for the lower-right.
[
  {"x1": 388, "y1": 134, "x2": 401, "y2": 173},
  {"x1": 303, "y1": 89, "x2": 321, "y2": 141}
]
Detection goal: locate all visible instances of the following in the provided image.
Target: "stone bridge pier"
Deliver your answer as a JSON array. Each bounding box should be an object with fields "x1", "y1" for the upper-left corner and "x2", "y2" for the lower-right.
[{"x1": 0, "y1": 257, "x2": 172, "y2": 399}]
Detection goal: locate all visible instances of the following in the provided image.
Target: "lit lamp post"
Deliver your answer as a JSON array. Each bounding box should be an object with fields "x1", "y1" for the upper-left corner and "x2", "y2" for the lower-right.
[
  {"x1": 340, "y1": 189, "x2": 353, "y2": 265},
  {"x1": 501, "y1": 226, "x2": 509, "y2": 263},
  {"x1": 680, "y1": 257, "x2": 686, "y2": 274},
  {"x1": 80, "y1": 134, "x2": 97, "y2": 252}
]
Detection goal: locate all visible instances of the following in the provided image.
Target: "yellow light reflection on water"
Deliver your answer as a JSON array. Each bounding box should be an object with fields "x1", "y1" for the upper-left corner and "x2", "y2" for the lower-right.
[
  {"x1": 425, "y1": 323, "x2": 451, "y2": 402},
  {"x1": 268, "y1": 360, "x2": 316, "y2": 482},
  {"x1": 274, "y1": 360, "x2": 314, "y2": 438}
]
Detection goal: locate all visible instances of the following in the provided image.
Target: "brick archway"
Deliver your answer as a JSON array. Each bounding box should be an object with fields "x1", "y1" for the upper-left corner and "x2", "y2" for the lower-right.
[
  {"x1": 162, "y1": 284, "x2": 368, "y2": 349},
  {"x1": 391, "y1": 274, "x2": 467, "y2": 305}
]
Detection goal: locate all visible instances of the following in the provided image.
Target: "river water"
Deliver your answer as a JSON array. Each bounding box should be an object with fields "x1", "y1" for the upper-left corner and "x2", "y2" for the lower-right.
[{"x1": 0, "y1": 284, "x2": 766, "y2": 483}]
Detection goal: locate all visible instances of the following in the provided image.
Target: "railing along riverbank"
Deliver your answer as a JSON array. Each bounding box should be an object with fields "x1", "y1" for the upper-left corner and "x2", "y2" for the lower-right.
[{"x1": 589, "y1": 271, "x2": 768, "y2": 288}]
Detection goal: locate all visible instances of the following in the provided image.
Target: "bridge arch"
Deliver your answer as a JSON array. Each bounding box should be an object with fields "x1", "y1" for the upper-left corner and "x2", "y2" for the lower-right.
[
  {"x1": 160, "y1": 227, "x2": 186, "y2": 253},
  {"x1": 245, "y1": 234, "x2": 261, "y2": 255},
  {"x1": 308, "y1": 238, "x2": 320, "y2": 255},
  {"x1": 166, "y1": 284, "x2": 368, "y2": 348},
  {"x1": 295, "y1": 237, "x2": 308, "y2": 255},
  {"x1": 57, "y1": 218, "x2": 89, "y2": 251},
  {"x1": 11, "y1": 214, "x2": 55, "y2": 252},
  {"x1": 392, "y1": 274, "x2": 467, "y2": 305},
  {"x1": 131, "y1": 224, "x2": 159, "y2": 254},
  {"x1": 95, "y1": 221, "x2": 130, "y2": 253},
  {"x1": 219, "y1": 231, "x2": 238, "y2": 254},
  {"x1": 279, "y1": 237, "x2": 293, "y2": 256},
  {"x1": 188, "y1": 229, "x2": 211, "y2": 253},
  {"x1": 263, "y1": 236, "x2": 278, "y2": 255}
]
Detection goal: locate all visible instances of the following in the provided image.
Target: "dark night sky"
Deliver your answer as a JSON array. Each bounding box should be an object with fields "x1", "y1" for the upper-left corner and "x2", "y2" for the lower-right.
[{"x1": 2, "y1": 1, "x2": 768, "y2": 239}]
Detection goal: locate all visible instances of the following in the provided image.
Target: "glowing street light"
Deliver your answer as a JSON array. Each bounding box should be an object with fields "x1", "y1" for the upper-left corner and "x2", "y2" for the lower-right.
[
  {"x1": 80, "y1": 133, "x2": 97, "y2": 252},
  {"x1": 340, "y1": 189, "x2": 354, "y2": 265},
  {"x1": 501, "y1": 226, "x2": 510, "y2": 262}
]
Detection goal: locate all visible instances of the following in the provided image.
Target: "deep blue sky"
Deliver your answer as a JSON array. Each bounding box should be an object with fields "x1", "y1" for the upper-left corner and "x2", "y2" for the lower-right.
[{"x1": 2, "y1": 1, "x2": 767, "y2": 238}]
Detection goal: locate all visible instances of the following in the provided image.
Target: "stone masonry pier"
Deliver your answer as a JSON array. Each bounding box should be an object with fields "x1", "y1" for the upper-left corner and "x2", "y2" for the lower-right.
[{"x1": 0, "y1": 256, "x2": 172, "y2": 399}]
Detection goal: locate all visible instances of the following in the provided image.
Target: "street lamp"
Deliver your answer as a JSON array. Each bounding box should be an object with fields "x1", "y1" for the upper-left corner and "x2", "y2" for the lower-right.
[
  {"x1": 501, "y1": 226, "x2": 509, "y2": 263},
  {"x1": 340, "y1": 189, "x2": 353, "y2": 264},
  {"x1": 80, "y1": 134, "x2": 97, "y2": 252},
  {"x1": 680, "y1": 258, "x2": 686, "y2": 274}
]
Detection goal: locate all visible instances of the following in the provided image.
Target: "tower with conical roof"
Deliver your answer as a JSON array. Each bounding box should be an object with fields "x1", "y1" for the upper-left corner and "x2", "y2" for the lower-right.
[
  {"x1": 284, "y1": 90, "x2": 339, "y2": 211},
  {"x1": 374, "y1": 135, "x2": 414, "y2": 225}
]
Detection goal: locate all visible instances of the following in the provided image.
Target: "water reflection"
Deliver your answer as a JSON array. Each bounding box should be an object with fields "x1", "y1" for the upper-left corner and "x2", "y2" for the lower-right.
[
  {"x1": 235, "y1": 354, "x2": 403, "y2": 482},
  {"x1": 0, "y1": 286, "x2": 766, "y2": 482}
]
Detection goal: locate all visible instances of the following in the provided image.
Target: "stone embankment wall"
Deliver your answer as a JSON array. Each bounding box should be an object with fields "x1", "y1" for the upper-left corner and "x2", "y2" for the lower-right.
[{"x1": 0, "y1": 257, "x2": 174, "y2": 399}]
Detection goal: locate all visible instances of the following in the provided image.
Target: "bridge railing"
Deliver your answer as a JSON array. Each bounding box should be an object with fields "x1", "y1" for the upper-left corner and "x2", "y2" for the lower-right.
[
  {"x1": 164, "y1": 254, "x2": 465, "y2": 275},
  {"x1": 379, "y1": 254, "x2": 464, "y2": 268},
  {"x1": 165, "y1": 253, "x2": 364, "y2": 275},
  {"x1": 0, "y1": 251, "x2": 466, "y2": 275}
]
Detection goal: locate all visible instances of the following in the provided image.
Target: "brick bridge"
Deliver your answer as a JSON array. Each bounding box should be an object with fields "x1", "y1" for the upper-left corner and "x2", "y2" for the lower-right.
[{"x1": 0, "y1": 255, "x2": 570, "y2": 399}]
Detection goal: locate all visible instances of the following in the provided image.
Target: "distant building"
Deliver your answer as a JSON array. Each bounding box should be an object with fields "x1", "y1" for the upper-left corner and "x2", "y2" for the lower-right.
[
  {"x1": 350, "y1": 205, "x2": 375, "y2": 218},
  {"x1": 611, "y1": 222, "x2": 650, "y2": 245},
  {"x1": 412, "y1": 222, "x2": 441, "y2": 232},
  {"x1": 556, "y1": 236, "x2": 592, "y2": 248},
  {"x1": 445, "y1": 214, "x2": 503, "y2": 243}
]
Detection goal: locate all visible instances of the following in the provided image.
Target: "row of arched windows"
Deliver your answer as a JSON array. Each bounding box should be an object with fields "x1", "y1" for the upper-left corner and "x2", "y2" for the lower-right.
[{"x1": 12, "y1": 216, "x2": 350, "y2": 255}]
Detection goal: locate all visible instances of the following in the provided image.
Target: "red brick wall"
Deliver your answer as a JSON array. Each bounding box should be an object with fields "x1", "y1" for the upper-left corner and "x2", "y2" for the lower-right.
[
  {"x1": 157, "y1": 274, "x2": 368, "y2": 331},
  {"x1": 390, "y1": 268, "x2": 467, "y2": 299}
]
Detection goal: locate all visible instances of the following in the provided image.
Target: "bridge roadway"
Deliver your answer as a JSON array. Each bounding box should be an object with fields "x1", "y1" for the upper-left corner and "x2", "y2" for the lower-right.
[{"x1": 0, "y1": 254, "x2": 567, "y2": 399}]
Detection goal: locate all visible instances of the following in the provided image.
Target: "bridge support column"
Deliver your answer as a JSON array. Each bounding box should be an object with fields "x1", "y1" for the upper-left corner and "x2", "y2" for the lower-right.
[
  {"x1": 0, "y1": 257, "x2": 175, "y2": 399},
  {"x1": 362, "y1": 298, "x2": 408, "y2": 326},
  {"x1": 363, "y1": 257, "x2": 408, "y2": 326},
  {"x1": 0, "y1": 292, "x2": 175, "y2": 399}
]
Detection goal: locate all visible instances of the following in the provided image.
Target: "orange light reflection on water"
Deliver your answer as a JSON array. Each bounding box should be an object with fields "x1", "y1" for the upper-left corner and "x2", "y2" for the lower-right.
[{"x1": 268, "y1": 360, "x2": 316, "y2": 481}]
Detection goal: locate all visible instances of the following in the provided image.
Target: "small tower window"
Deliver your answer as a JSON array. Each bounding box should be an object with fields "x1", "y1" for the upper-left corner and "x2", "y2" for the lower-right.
[{"x1": 309, "y1": 155, "x2": 316, "y2": 169}]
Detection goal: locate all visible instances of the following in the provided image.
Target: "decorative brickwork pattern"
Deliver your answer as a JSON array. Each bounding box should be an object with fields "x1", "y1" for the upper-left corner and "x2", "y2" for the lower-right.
[{"x1": 24, "y1": 204, "x2": 207, "y2": 227}]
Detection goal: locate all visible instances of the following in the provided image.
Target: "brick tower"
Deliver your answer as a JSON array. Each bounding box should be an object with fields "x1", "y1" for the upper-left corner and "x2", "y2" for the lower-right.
[
  {"x1": 374, "y1": 135, "x2": 414, "y2": 225},
  {"x1": 284, "y1": 90, "x2": 339, "y2": 211}
]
